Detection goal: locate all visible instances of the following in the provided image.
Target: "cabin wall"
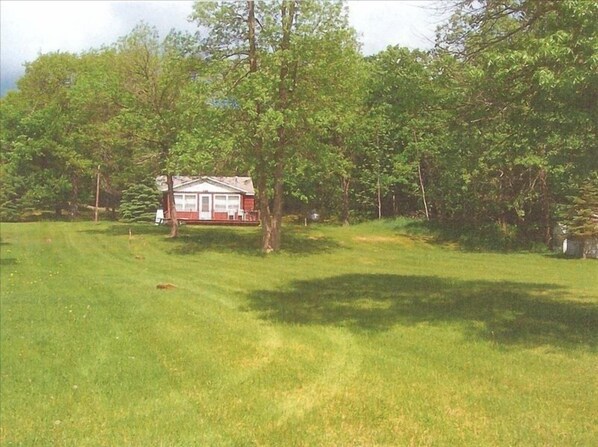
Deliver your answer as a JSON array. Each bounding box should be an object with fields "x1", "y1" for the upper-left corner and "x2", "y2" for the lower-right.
[
  {"x1": 213, "y1": 212, "x2": 228, "y2": 220},
  {"x1": 243, "y1": 196, "x2": 255, "y2": 211},
  {"x1": 175, "y1": 211, "x2": 197, "y2": 220},
  {"x1": 163, "y1": 192, "x2": 257, "y2": 222}
]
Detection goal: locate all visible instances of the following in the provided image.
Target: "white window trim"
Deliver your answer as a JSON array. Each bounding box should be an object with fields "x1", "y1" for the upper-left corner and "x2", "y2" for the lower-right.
[
  {"x1": 174, "y1": 193, "x2": 198, "y2": 212},
  {"x1": 214, "y1": 194, "x2": 241, "y2": 212}
]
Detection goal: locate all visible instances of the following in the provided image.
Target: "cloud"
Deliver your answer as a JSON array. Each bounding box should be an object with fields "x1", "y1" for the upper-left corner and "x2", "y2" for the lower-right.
[
  {"x1": 0, "y1": 0, "x2": 441, "y2": 96},
  {"x1": 2, "y1": 2, "x2": 112, "y2": 64},
  {"x1": 0, "y1": 1, "x2": 195, "y2": 60},
  {"x1": 0, "y1": 1, "x2": 196, "y2": 95},
  {"x1": 348, "y1": 0, "x2": 441, "y2": 55},
  {"x1": 109, "y1": 1, "x2": 196, "y2": 37}
]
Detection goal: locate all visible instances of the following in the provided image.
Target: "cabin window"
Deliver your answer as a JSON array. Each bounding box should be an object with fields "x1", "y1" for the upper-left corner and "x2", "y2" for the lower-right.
[
  {"x1": 174, "y1": 193, "x2": 197, "y2": 212},
  {"x1": 227, "y1": 195, "x2": 240, "y2": 211},
  {"x1": 214, "y1": 194, "x2": 240, "y2": 212}
]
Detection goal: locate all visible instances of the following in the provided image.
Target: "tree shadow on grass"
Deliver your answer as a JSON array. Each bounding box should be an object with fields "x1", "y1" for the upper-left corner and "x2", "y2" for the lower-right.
[
  {"x1": 165, "y1": 227, "x2": 262, "y2": 256},
  {"x1": 81, "y1": 223, "x2": 340, "y2": 256},
  {"x1": 396, "y1": 219, "x2": 545, "y2": 252},
  {"x1": 0, "y1": 239, "x2": 16, "y2": 265},
  {"x1": 165, "y1": 226, "x2": 340, "y2": 256},
  {"x1": 245, "y1": 274, "x2": 597, "y2": 349}
]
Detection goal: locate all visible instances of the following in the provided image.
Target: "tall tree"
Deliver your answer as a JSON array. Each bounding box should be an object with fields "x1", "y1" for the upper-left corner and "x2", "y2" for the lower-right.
[
  {"x1": 115, "y1": 24, "x2": 207, "y2": 237},
  {"x1": 192, "y1": 0, "x2": 360, "y2": 251},
  {"x1": 561, "y1": 175, "x2": 598, "y2": 259},
  {"x1": 0, "y1": 52, "x2": 94, "y2": 218},
  {"x1": 361, "y1": 47, "x2": 453, "y2": 220}
]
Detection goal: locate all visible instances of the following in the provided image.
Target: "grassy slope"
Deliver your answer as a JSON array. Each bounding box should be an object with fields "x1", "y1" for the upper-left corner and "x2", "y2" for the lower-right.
[{"x1": 1, "y1": 220, "x2": 596, "y2": 446}]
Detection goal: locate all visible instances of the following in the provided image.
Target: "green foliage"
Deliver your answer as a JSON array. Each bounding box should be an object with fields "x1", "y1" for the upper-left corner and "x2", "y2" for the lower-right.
[
  {"x1": 1, "y1": 0, "x2": 596, "y2": 250},
  {"x1": 0, "y1": 51, "x2": 126, "y2": 216},
  {"x1": 0, "y1": 165, "x2": 25, "y2": 221},
  {"x1": 191, "y1": 0, "x2": 362, "y2": 249},
  {"x1": 118, "y1": 183, "x2": 161, "y2": 223},
  {"x1": 424, "y1": 0, "x2": 598, "y2": 242},
  {"x1": 361, "y1": 47, "x2": 445, "y2": 219}
]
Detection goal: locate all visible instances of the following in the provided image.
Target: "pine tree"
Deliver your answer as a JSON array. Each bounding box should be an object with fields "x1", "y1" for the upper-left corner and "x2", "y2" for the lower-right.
[
  {"x1": 563, "y1": 177, "x2": 598, "y2": 258},
  {"x1": 119, "y1": 184, "x2": 161, "y2": 223}
]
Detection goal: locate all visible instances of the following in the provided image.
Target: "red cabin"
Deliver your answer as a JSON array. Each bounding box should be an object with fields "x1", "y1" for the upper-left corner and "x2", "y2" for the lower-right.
[{"x1": 156, "y1": 176, "x2": 259, "y2": 225}]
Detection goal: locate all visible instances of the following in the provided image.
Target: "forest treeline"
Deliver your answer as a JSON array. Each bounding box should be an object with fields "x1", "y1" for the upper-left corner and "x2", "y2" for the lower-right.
[{"x1": 1, "y1": 0, "x2": 596, "y2": 251}]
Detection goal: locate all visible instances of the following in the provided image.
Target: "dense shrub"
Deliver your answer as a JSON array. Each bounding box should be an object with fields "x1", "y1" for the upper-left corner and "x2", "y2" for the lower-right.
[
  {"x1": 559, "y1": 176, "x2": 598, "y2": 258},
  {"x1": 118, "y1": 183, "x2": 161, "y2": 223}
]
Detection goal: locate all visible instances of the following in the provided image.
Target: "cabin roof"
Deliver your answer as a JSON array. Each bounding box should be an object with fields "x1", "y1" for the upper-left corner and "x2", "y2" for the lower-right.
[{"x1": 156, "y1": 176, "x2": 255, "y2": 194}]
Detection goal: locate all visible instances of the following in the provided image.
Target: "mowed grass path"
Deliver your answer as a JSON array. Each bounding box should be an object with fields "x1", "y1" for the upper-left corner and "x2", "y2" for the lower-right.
[{"x1": 1, "y1": 220, "x2": 596, "y2": 446}]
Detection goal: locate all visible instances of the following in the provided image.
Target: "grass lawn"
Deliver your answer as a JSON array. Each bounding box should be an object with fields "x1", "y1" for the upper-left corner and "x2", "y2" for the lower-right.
[{"x1": 1, "y1": 219, "x2": 596, "y2": 446}]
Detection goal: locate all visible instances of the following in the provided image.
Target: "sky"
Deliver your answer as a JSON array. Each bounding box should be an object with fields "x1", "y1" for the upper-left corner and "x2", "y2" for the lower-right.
[{"x1": 0, "y1": 0, "x2": 445, "y2": 96}]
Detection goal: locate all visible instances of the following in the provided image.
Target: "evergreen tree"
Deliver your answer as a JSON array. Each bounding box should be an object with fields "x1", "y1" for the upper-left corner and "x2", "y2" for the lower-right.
[
  {"x1": 118, "y1": 183, "x2": 161, "y2": 223},
  {"x1": 562, "y1": 176, "x2": 598, "y2": 258}
]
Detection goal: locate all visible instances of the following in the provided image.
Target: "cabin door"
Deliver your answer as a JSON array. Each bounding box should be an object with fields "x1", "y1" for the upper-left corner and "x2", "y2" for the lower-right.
[{"x1": 199, "y1": 194, "x2": 212, "y2": 220}]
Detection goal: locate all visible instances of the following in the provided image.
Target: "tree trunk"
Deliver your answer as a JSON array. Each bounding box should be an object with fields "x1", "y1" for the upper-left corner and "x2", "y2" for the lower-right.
[
  {"x1": 417, "y1": 160, "x2": 430, "y2": 221},
  {"x1": 375, "y1": 130, "x2": 382, "y2": 220},
  {"x1": 259, "y1": 0, "x2": 296, "y2": 253},
  {"x1": 271, "y1": 155, "x2": 285, "y2": 251},
  {"x1": 166, "y1": 173, "x2": 178, "y2": 238},
  {"x1": 94, "y1": 165, "x2": 101, "y2": 223},
  {"x1": 257, "y1": 170, "x2": 274, "y2": 252},
  {"x1": 256, "y1": 152, "x2": 285, "y2": 253},
  {"x1": 341, "y1": 176, "x2": 351, "y2": 226},
  {"x1": 70, "y1": 176, "x2": 80, "y2": 219},
  {"x1": 413, "y1": 129, "x2": 430, "y2": 221},
  {"x1": 539, "y1": 167, "x2": 551, "y2": 245},
  {"x1": 377, "y1": 173, "x2": 382, "y2": 219},
  {"x1": 247, "y1": 1, "x2": 258, "y2": 73},
  {"x1": 247, "y1": 0, "x2": 275, "y2": 253},
  {"x1": 246, "y1": 0, "x2": 297, "y2": 253}
]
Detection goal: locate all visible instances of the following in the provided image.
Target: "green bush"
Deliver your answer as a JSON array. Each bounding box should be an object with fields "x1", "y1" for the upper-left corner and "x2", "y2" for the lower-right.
[
  {"x1": 558, "y1": 176, "x2": 598, "y2": 258},
  {"x1": 118, "y1": 183, "x2": 161, "y2": 223},
  {"x1": 561, "y1": 177, "x2": 598, "y2": 239}
]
